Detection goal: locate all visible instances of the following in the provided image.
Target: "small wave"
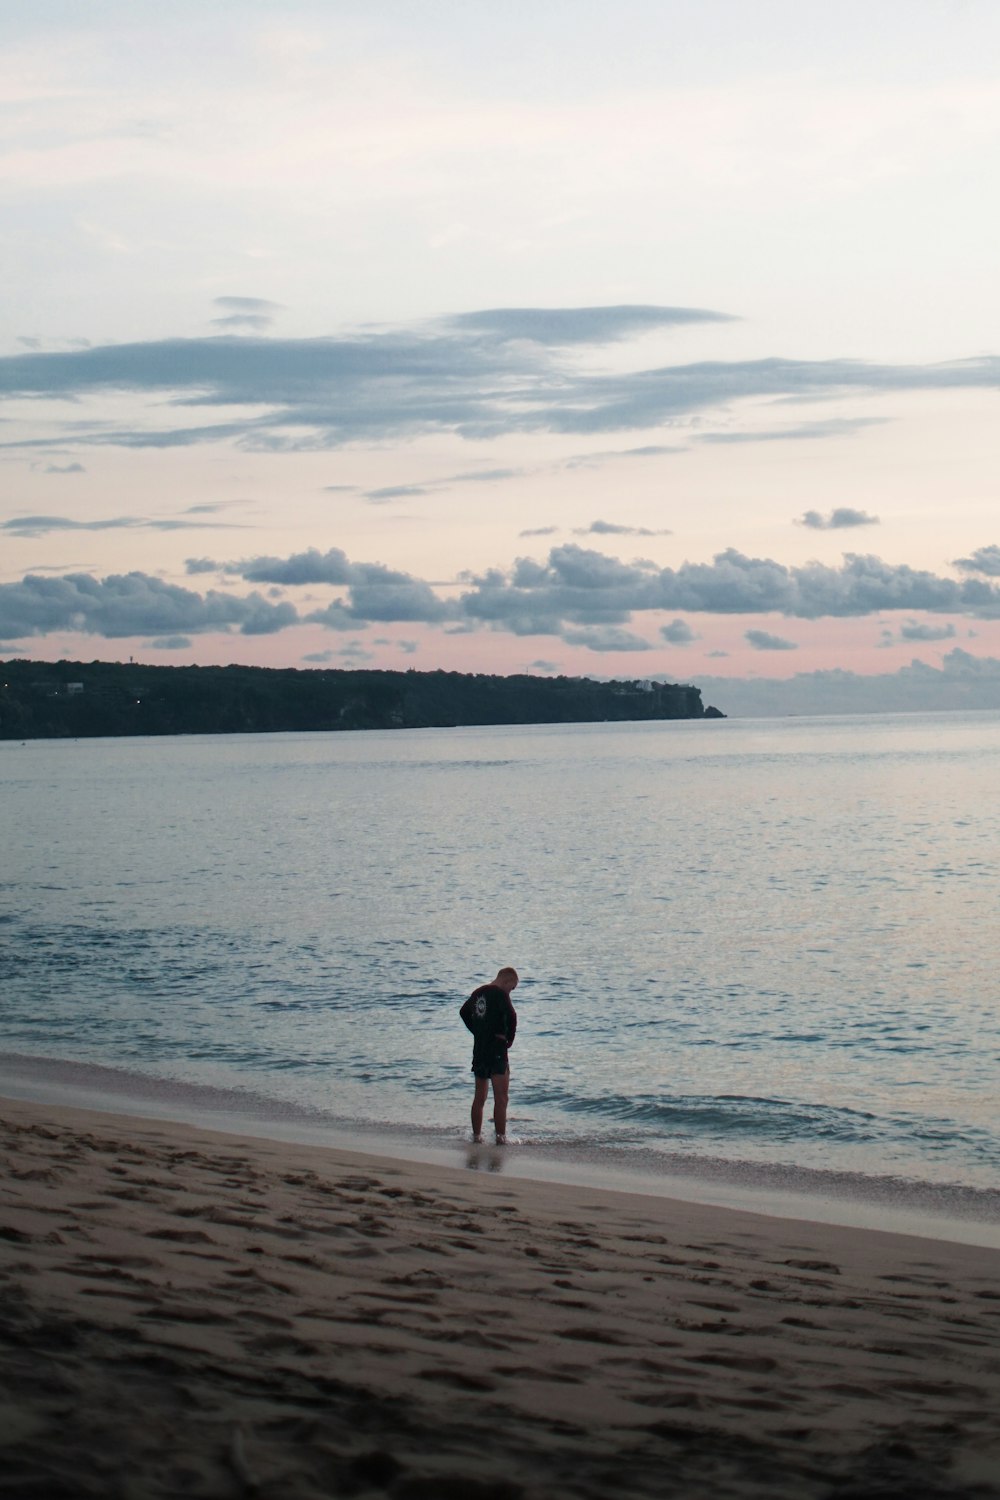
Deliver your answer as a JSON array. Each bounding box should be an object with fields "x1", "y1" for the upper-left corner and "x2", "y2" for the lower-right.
[{"x1": 519, "y1": 1083, "x2": 996, "y2": 1164}]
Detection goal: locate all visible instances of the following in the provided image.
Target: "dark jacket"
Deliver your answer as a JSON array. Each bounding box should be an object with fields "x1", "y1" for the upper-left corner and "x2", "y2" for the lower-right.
[{"x1": 460, "y1": 984, "x2": 517, "y2": 1072}]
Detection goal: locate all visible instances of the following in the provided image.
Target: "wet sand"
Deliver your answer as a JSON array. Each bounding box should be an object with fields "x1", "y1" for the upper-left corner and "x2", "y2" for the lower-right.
[{"x1": 2, "y1": 1094, "x2": 999, "y2": 1499}]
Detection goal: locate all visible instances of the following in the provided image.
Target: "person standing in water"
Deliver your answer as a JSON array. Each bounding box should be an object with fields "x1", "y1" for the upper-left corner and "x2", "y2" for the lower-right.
[{"x1": 460, "y1": 967, "x2": 518, "y2": 1144}]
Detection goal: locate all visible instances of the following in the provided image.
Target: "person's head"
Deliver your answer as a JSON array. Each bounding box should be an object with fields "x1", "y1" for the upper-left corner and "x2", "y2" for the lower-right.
[{"x1": 494, "y1": 966, "x2": 519, "y2": 993}]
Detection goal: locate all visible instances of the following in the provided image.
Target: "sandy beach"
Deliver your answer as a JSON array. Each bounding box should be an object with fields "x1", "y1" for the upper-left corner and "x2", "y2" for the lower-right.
[{"x1": 2, "y1": 1096, "x2": 998, "y2": 1500}]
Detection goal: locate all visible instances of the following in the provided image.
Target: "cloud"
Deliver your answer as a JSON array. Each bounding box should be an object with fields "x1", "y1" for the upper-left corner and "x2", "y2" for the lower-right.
[
  {"x1": 444, "y1": 467, "x2": 523, "y2": 485},
  {"x1": 221, "y1": 539, "x2": 1000, "y2": 641},
  {"x1": 660, "y1": 618, "x2": 696, "y2": 644},
  {"x1": 953, "y1": 544, "x2": 1000, "y2": 577},
  {"x1": 342, "y1": 564, "x2": 451, "y2": 623},
  {"x1": 699, "y1": 649, "x2": 1000, "y2": 717},
  {"x1": 461, "y1": 547, "x2": 654, "y2": 638},
  {"x1": 519, "y1": 526, "x2": 559, "y2": 537},
  {"x1": 210, "y1": 296, "x2": 284, "y2": 332},
  {"x1": 224, "y1": 547, "x2": 353, "y2": 586},
  {"x1": 3, "y1": 309, "x2": 998, "y2": 454},
  {"x1": 44, "y1": 462, "x2": 85, "y2": 474},
  {"x1": 211, "y1": 548, "x2": 449, "y2": 625},
  {"x1": 459, "y1": 545, "x2": 1000, "y2": 632},
  {"x1": 332, "y1": 641, "x2": 375, "y2": 661},
  {"x1": 146, "y1": 636, "x2": 192, "y2": 650},
  {"x1": 573, "y1": 519, "x2": 672, "y2": 537},
  {"x1": 10, "y1": 538, "x2": 1000, "y2": 650},
  {"x1": 528, "y1": 659, "x2": 561, "y2": 672},
  {"x1": 0, "y1": 573, "x2": 299, "y2": 640},
  {"x1": 302, "y1": 600, "x2": 357, "y2": 632},
  {"x1": 745, "y1": 628, "x2": 798, "y2": 651},
  {"x1": 443, "y1": 305, "x2": 734, "y2": 345},
  {"x1": 800, "y1": 507, "x2": 880, "y2": 530},
  {"x1": 898, "y1": 620, "x2": 958, "y2": 642}
]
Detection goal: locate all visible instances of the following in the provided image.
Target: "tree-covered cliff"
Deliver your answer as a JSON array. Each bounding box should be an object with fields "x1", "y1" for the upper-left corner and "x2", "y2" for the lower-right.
[{"x1": 0, "y1": 660, "x2": 724, "y2": 740}]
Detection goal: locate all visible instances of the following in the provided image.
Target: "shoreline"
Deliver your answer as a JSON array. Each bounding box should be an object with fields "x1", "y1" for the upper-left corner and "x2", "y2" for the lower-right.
[
  {"x1": 3, "y1": 1049, "x2": 999, "y2": 1251},
  {"x1": 2, "y1": 1092, "x2": 999, "y2": 1499}
]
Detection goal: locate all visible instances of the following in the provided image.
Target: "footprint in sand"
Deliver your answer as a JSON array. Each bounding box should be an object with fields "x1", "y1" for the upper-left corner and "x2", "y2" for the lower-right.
[
  {"x1": 143, "y1": 1227, "x2": 218, "y2": 1245},
  {"x1": 684, "y1": 1352, "x2": 778, "y2": 1373},
  {"x1": 555, "y1": 1326, "x2": 629, "y2": 1346},
  {"x1": 384, "y1": 1270, "x2": 447, "y2": 1289},
  {"x1": 416, "y1": 1367, "x2": 497, "y2": 1392}
]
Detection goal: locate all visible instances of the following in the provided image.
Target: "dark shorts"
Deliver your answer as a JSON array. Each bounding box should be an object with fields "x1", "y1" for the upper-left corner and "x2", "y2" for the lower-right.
[{"x1": 472, "y1": 1048, "x2": 509, "y2": 1080}]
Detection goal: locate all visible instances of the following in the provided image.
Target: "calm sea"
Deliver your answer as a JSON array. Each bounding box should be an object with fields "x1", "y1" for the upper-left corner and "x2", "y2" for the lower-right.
[{"x1": 2, "y1": 712, "x2": 998, "y2": 1234}]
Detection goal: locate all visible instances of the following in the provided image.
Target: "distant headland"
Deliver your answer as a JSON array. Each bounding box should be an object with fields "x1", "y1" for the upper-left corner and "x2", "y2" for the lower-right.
[{"x1": 0, "y1": 660, "x2": 725, "y2": 740}]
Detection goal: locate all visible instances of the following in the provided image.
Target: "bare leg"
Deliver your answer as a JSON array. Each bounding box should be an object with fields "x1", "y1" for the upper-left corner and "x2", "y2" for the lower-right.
[
  {"x1": 491, "y1": 1071, "x2": 510, "y2": 1142},
  {"x1": 471, "y1": 1077, "x2": 489, "y2": 1139}
]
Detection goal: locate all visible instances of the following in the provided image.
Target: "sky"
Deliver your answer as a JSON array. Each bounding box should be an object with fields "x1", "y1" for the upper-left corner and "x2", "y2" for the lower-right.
[{"x1": 3, "y1": 0, "x2": 1000, "y2": 715}]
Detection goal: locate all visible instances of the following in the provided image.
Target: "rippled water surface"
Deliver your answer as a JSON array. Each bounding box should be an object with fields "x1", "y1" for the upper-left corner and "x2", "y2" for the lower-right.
[{"x1": 2, "y1": 713, "x2": 999, "y2": 1203}]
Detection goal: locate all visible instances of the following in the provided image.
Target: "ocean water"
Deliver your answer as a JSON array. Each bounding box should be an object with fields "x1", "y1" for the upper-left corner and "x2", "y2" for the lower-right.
[{"x1": 2, "y1": 712, "x2": 999, "y2": 1232}]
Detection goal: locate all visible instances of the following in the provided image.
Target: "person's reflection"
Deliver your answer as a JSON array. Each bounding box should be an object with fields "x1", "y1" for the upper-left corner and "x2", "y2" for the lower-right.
[{"x1": 465, "y1": 1143, "x2": 506, "y2": 1173}]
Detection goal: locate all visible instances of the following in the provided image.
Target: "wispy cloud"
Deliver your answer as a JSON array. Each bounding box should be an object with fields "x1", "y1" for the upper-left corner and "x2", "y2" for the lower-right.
[
  {"x1": 564, "y1": 444, "x2": 686, "y2": 469},
  {"x1": 364, "y1": 484, "x2": 432, "y2": 503},
  {"x1": 3, "y1": 309, "x2": 998, "y2": 454},
  {"x1": 3, "y1": 513, "x2": 246, "y2": 538},
  {"x1": 440, "y1": 467, "x2": 525, "y2": 485},
  {"x1": 442, "y1": 304, "x2": 735, "y2": 345},
  {"x1": 561, "y1": 626, "x2": 653, "y2": 652},
  {"x1": 362, "y1": 465, "x2": 525, "y2": 503},
  {"x1": 699, "y1": 418, "x2": 885, "y2": 445}
]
